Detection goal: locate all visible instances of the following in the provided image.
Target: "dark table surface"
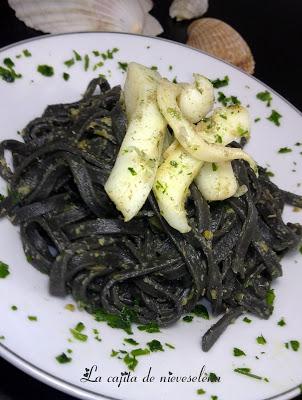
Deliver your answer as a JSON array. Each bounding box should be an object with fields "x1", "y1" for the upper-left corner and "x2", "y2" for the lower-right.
[{"x1": 0, "y1": 0, "x2": 301, "y2": 399}]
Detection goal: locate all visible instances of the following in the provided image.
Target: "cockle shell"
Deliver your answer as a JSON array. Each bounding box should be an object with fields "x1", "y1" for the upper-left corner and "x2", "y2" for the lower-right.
[
  {"x1": 187, "y1": 18, "x2": 255, "y2": 74},
  {"x1": 169, "y1": 0, "x2": 208, "y2": 21},
  {"x1": 8, "y1": 0, "x2": 163, "y2": 36}
]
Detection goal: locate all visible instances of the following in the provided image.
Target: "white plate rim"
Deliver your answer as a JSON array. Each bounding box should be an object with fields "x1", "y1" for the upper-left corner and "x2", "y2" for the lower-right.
[{"x1": 0, "y1": 31, "x2": 301, "y2": 400}]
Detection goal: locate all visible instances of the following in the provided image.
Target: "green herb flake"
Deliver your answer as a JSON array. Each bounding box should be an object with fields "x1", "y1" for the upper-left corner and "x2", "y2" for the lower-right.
[
  {"x1": 150, "y1": 65, "x2": 158, "y2": 71},
  {"x1": 11, "y1": 305, "x2": 18, "y2": 311},
  {"x1": 233, "y1": 347, "x2": 246, "y2": 357},
  {"x1": 124, "y1": 338, "x2": 139, "y2": 346},
  {"x1": 212, "y1": 162, "x2": 218, "y2": 171},
  {"x1": 128, "y1": 167, "x2": 137, "y2": 176},
  {"x1": 165, "y1": 343, "x2": 175, "y2": 349},
  {"x1": 0, "y1": 261, "x2": 10, "y2": 278},
  {"x1": 111, "y1": 349, "x2": 119, "y2": 357},
  {"x1": 215, "y1": 134, "x2": 222, "y2": 144},
  {"x1": 84, "y1": 54, "x2": 90, "y2": 71},
  {"x1": 0, "y1": 193, "x2": 4, "y2": 202},
  {"x1": 197, "y1": 388, "x2": 206, "y2": 395},
  {"x1": 211, "y1": 396, "x2": 218, "y2": 400},
  {"x1": 137, "y1": 322, "x2": 160, "y2": 333},
  {"x1": 192, "y1": 304, "x2": 209, "y2": 319},
  {"x1": 299, "y1": 245, "x2": 302, "y2": 255},
  {"x1": 277, "y1": 318, "x2": 286, "y2": 327},
  {"x1": 64, "y1": 58, "x2": 75, "y2": 68},
  {"x1": 267, "y1": 110, "x2": 282, "y2": 126},
  {"x1": 63, "y1": 72, "x2": 70, "y2": 81},
  {"x1": 234, "y1": 367, "x2": 263, "y2": 380},
  {"x1": 101, "y1": 48, "x2": 119, "y2": 60},
  {"x1": 0, "y1": 66, "x2": 22, "y2": 82},
  {"x1": 155, "y1": 180, "x2": 168, "y2": 194},
  {"x1": 172, "y1": 76, "x2": 178, "y2": 84},
  {"x1": 266, "y1": 289, "x2": 275, "y2": 307},
  {"x1": 123, "y1": 353, "x2": 138, "y2": 371},
  {"x1": 65, "y1": 303, "x2": 75, "y2": 311},
  {"x1": 243, "y1": 317, "x2": 252, "y2": 323},
  {"x1": 93, "y1": 61, "x2": 104, "y2": 71},
  {"x1": 73, "y1": 50, "x2": 82, "y2": 61},
  {"x1": 94, "y1": 307, "x2": 136, "y2": 335},
  {"x1": 217, "y1": 92, "x2": 241, "y2": 107},
  {"x1": 254, "y1": 117, "x2": 261, "y2": 123},
  {"x1": 92, "y1": 50, "x2": 100, "y2": 56},
  {"x1": 168, "y1": 65, "x2": 173, "y2": 71},
  {"x1": 0, "y1": 336, "x2": 5, "y2": 340},
  {"x1": 56, "y1": 352, "x2": 72, "y2": 364},
  {"x1": 278, "y1": 147, "x2": 292, "y2": 154},
  {"x1": 211, "y1": 76, "x2": 229, "y2": 88},
  {"x1": 70, "y1": 322, "x2": 88, "y2": 342},
  {"x1": 23, "y1": 49, "x2": 32, "y2": 57},
  {"x1": 286, "y1": 340, "x2": 300, "y2": 352},
  {"x1": 131, "y1": 348, "x2": 150, "y2": 357},
  {"x1": 208, "y1": 372, "x2": 219, "y2": 382},
  {"x1": 28, "y1": 315, "x2": 37, "y2": 321},
  {"x1": 67, "y1": 349, "x2": 73, "y2": 354},
  {"x1": 37, "y1": 64, "x2": 54, "y2": 76},
  {"x1": 265, "y1": 170, "x2": 275, "y2": 177},
  {"x1": 4, "y1": 58, "x2": 15, "y2": 69},
  {"x1": 183, "y1": 315, "x2": 194, "y2": 323},
  {"x1": 256, "y1": 335, "x2": 267, "y2": 345},
  {"x1": 147, "y1": 339, "x2": 164, "y2": 352},
  {"x1": 256, "y1": 91, "x2": 272, "y2": 107},
  {"x1": 170, "y1": 160, "x2": 178, "y2": 167},
  {"x1": 118, "y1": 62, "x2": 128, "y2": 72},
  {"x1": 167, "y1": 107, "x2": 181, "y2": 120}
]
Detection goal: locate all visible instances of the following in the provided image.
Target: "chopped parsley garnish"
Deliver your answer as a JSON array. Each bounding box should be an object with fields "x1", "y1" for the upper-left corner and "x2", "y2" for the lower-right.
[
  {"x1": 265, "y1": 170, "x2": 275, "y2": 177},
  {"x1": 172, "y1": 76, "x2": 178, "y2": 84},
  {"x1": 101, "y1": 48, "x2": 119, "y2": 60},
  {"x1": 111, "y1": 349, "x2": 119, "y2": 357},
  {"x1": 155, "y1": 180, "x2": 168, "y2": 194},
  {"x1": 84, "y1": 54, "x2": 90, "y2": 71},
  {"x1": 183, "y1": 315, "x2": 194, "y2": 323},
  {"x1": 94, "y1": 307, "x2": 136, "y2": 335},
  {"x1": 93, "y1": 50, "x2": 100, "y2": 56},
  {"x1": 4, "y1": 58, "x2": 15, "y2": 69},
  {"x1": 65, "y1": 303, "x2": 75, "y2": 311},
  {"x1": 137, "y1": 322, "x2": 160, "y2": 333},
  {"x1": 285, "y1": 340, "x2": 300, "y2": 352},
  {"x1": 37, "y1": 64, "x2": 54, "y2": 76},
  {"x1": 256, "y1": 91, "x2": 272, "y2": 107},
  {"x1": 124, "y1": 338, "x2": 139, "y2": 346},
  {"x1": 278, "y1": 147, "x2": 292, "y2": 154},
  {"x1": 128, "y1": 167, "x2": 137, "y2": 176},
  {"x1": 266, "y1": 289, "x2": 275, "y2": 307},
  {"x1": 118, "y1": 62, "x2": 128, "y2": 72},
  {"x1": 28, "y1": 315, "x2": 37, "y2": 321},
  {"x1": 168, "y1": 65, "x2": 173, "y2": 71},
  {"x1": 131, "y1": 348, "x2": 150, "y2": 357},
  {"x1": 192, "y1": 304, "x2": 209, "y2": 319},
  {"x1": 243, "y1": 317, "x2": 252, "y2": 323},
  {"x1": 0, "y1": 261, "x2": 10, "y2": 278},
  {"x1": 56, "y1": 352, "x2": 72, "y2": 364},
  {"x1": 0, "y1": 336, "x2": 5, "y2": 340},
  {"x1": 211, "y1": 75, "x2": 229, "y2": 88},
  {"x1": 165, "y1": 343, "x2": 175, "y2": 349},
  {"x1": 212, "y1": 163, "x2": 218, "y2": 171},
  {"x1": 63, "y1": 72, "x2": 70, "y2": 81},
  {"x1": 150, "y1": 65, "x2": 158, "y2": 71},
  {"x1": 234, "y1": 368, "x2": 264, "y2": 380},
  {"x1": 215, "y1": 134, "x2": 222, "y2": 143},
  {"x1": 211, "y1": 396, "x2": 218, "y2": 400},
  {"x1": 197, "y1": 388, "x2": 206, "y2": 395},
  {"x1": 217, "y1": 92, "x2": 241, "y2": 106},
  {"x1": 23, "y1": 49, "x2": 32, "y2": 57},
  {"x1": 208, "y1": 372, "x2": 219, "y2": 382},
  {"x1": 67, "y1": 349, "x2": 72, "y2": 354},
  {"x1": 267, "y1": 110, "x2": 282, "y2": 126},
  {"x1": 11, "y1": 305, "x2": 18, "y2": 311},
  {"x1": 93, "y1": 61, "x2": 104, "y2": 71},
  {"x1": 147, "y1": 339, "x2": 164, "y2": 352},
  {"x1": 0, "y1": 65, "x2": 22, "y2": 83},
  {"x1": 256, "y1": 335, "x2": 267, "y2": 345},
  {"x1": 254, "y1": 117, "x2": 261, "y2": 123},
  {"x1": 70, "y1": 322, "x2": 88, "y2": 342},
  {"x1": 233, "y1": 347, "x2": 246, "y2": 357},
  {"x1": 64, "y1": 58, "x2": 75, "y2": 68},
  {"x1": 203, "y1": 230, "x2": 213, "y2": 240},
  {"x1": 73, "y1": 50, "x2": 82, "y2": 61},
  {"x1": 277, "y1": 318, "x2": 286, "y2": 327},
  {"x1": 170, "y1": 160, "x2": 178, "y2": 167},
  {"x1": 124, "y1": 353, "x2": 138, "y2": 371}
]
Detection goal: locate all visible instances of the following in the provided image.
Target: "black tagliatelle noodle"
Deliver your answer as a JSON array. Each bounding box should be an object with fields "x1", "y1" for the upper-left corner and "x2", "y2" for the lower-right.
[{"x1": 0, "y1": 78, "x2": 302, "y2": 351}]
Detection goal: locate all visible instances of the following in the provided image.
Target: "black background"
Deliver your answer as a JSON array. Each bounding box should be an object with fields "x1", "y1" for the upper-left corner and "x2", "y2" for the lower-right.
[{"x1": 0, "y1": 0, "x2": 301, "y2": 399}]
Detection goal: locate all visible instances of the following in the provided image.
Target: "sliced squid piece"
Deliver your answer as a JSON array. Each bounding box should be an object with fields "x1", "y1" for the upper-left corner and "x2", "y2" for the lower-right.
[
  {"x1": 153, "y1": 142, "x2": 202, "y2": 233},
  {"x1": 105, "y1": 63, "x2": 166, "y2": 221},
  {"x1": 178, "y1": 74, "x2": 214, "y2": 123},
  {"x1": 157, "y1": 79, "x2": 257, "y2": 171}
]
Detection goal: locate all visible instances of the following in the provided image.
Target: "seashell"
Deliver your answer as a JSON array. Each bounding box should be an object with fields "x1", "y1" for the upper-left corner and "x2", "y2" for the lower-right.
[
  {"x1": 187, "y1": 18, "x2": 255, "y2": 74},
  {"x1": 8, "y1": 0, "x2": 163, "y2": 36},
  {"x1": 169, "y1": 0, "x2": 208, "y2": 21}
]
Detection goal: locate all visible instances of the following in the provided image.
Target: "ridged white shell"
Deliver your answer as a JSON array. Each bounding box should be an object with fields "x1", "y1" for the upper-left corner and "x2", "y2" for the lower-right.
[
  {"x1": 169, "y1": 0, "x2": 208, "y2": 21},
  {"x1": 8, "y1": 0, "x2": 163, "y2": 36}
]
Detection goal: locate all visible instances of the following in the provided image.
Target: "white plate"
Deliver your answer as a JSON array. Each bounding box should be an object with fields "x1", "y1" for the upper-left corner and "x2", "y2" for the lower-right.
[{"x1": 0, "y1": 32, "x2": 302, "y2": 400}]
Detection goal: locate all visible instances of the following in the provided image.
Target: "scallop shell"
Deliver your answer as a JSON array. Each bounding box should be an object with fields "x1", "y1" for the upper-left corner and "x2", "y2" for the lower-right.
[
  {"x1": 187, "y1": 18, "x2": 255, "y2": 74},
  {"x1": 169, "y1": 0, "x2": 208, "y2": 21},
  {"x1": 8, "y1": 0, "x2": 163, "y2": 36}
]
